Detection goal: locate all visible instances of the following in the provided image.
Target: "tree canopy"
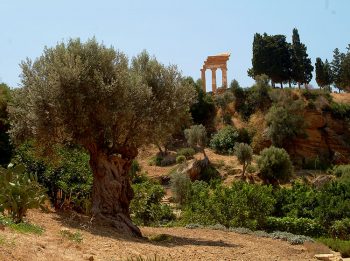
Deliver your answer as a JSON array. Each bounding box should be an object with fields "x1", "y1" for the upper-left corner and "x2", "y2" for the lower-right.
[{"x1": 9, "y1": 38, "x2": 195, "y2": 236}]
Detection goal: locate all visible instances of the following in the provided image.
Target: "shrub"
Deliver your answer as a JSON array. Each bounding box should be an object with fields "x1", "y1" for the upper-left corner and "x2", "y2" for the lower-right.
[
  {"x1": 270, "y1": 231, "x2": 313, "y2": 245},
  {"x1": 184, "y1": 125, "x2": 208, "y2": 159},
  {"x1": 170, "y1": 171, "x2": 191, "y2": 205},
  {"x1": 272, "y1": 183, "x2": 318, "y2": 219},
  {"x1": 266, "y1": 217, "x2": 325, "y2": 237},
  {"x1": 13, "y1": 143, "x2": 93, "y2": 214},
  {"x1": 332, "y1": 165, "x2": 350, "y2": 178},
  {"x1": 0, "y1": 165, "x2": 47, "y2": 223},
  {"x1": 199, "y1": 165, "x2": 220, "y2": 182},
  {"x1": 234, "y1": 143, "x2": 253, "y2": 176},
  {"x1": 329, "y1": 218, "x2": 350, "y2": 240},
  {"x1": 176, "y1": 148, "x2": 195, "y2": 159},
  {"x1": 182, "y1": 181, "x2": 275, "y2": 229},
  {"x1": 315, "y1": 181, "x2": 350, "y2": 227},
  {"x1": 317, "y1": 238, "x2": 350, "y2": 258},
  {"x1": 130, "y1": 179, "x2": 175, "y2": 226},
  {"x1": 237, "y1": 128, "x2": 251, "y2": 144},
  {"x1": 60, "y1": 230, "x2": 83, "y2": 243},
  {"x1": 175, "y1": 155, "x2": 186, "y2": 164},
  {"x1": 148, "y1": 155, "x2": 175, "y2": 167},
  {"x1": 266, "y1": 104, "x2": 305, "y2": 147},
  {"x1": 209, "y1": 126, "x2": 239, "y2": 154},
  {"x1": 326, "y1": 102, "x2": 350, "y2": 119},
  {"x1": 257, "y1": 146, "x2": 293, "y2": 183}
]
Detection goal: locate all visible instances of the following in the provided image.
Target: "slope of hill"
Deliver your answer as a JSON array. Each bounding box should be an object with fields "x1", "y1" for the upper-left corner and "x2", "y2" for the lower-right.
[{"x1": 0, "y1": 210, "x2": 326, "y2": 261}]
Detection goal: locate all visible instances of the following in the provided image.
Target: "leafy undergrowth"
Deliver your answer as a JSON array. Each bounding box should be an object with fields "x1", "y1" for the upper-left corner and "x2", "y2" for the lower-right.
[
  {"x1": 148, "y1": 233, "x2": 173, "y2": 242},
  {"x1": 0, "y1": 215, "x2": 44, "y2": 235},
  {"x1": 317, "y1": 238, "x2": 350, "y2": 258},
  {"x1": 185, "y1": 224, "x2": 314, "y2": 245},
  {"x1": 60, "y1": 229, "x2": 83, "y2": 243}
]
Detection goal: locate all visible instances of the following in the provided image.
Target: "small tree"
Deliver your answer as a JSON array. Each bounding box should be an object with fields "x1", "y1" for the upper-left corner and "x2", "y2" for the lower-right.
[
  {"x1": 184, "y1": 125, "x2": 208, "y2": 160},
  {"x1": 257, "y1": 146, "x2": 293, "y2": 183},
  {"x1": 234, "y1": 143, "x2": 253, "y2": 177},
  {"x1": 0, "y1": 165, "x2": 47, "y2": 223}
]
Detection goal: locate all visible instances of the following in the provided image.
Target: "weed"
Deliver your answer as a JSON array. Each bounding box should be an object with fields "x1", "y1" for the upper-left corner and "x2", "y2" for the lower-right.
[{"x1": 60, "y1": 229, "x2": 83, "y2": 243}]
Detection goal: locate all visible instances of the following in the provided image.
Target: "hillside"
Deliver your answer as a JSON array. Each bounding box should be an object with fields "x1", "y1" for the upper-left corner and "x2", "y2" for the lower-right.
[{"x1": 0, "y1": 210, "x2": 329, "y2": 261}]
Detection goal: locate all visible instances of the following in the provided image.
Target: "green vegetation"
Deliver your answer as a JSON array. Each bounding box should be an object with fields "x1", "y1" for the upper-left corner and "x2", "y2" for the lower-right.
[
  {"x1": 234, "y1": 143, "x2": 253, "y2": 177},
  {"x1": 130, "y1": 178, "x2": 175, "y2": 226},
  {"x1": 257, "y1": 146, "x2": 293, "y2": 183},
  {"x1": 181, "y1": 181, "x2": 275, "y2": 229},
  {"x1": 317, "y1": 238, "x2": 350, "y2": 258},
  {"x1": 0, "y1": 216, "x2": 44, "y2": 234},
  {"x1": 60, "y1": 229, "x2": 83, "y2": 243},
  {"x1": 176, "y1": 148, "x2": 195, "y2": 159},
  {"x1": 0, "y1": 83, "x2": 13, "y2": 167},
  {"x1": 170, "y1": 171, "x2": 191, "y2": 205},
  {"x1": 184, "y1": 124, "x2": 208, "y2": 159},
  {"x1": 0, "y1": 164, "x2": 47, "y2": 223},
  {"x1": 209, "y1": 126, "x2": 239, "y2": 154},
  {"x1": 266, "y1": 217, "x2": 324, "y2": 237},
  {"x1": 13, "y1": 142, "x2": 93, "y2": 214}
]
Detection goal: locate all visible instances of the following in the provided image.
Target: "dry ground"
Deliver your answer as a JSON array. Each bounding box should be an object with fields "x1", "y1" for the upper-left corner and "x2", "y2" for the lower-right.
[{"x1": 0, "y1": 210, "x2": 326, "y2": 261}]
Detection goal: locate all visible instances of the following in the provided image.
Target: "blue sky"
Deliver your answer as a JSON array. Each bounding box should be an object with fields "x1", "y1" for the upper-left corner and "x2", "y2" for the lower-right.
[{"x1": 0, "y1": 0, "x2": 349, "y2": 90}]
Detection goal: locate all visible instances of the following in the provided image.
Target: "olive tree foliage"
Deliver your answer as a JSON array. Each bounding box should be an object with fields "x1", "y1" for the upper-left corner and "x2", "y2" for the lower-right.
[
  {"x1": 234, "y1": 143, "x2": 253, "y2": 177},
  {"x1": 184, "y1": 124, "x2": 208, "y2": 159},
  {"x1": 9, "y1": 38, "x2": 195, "y2": 236}
]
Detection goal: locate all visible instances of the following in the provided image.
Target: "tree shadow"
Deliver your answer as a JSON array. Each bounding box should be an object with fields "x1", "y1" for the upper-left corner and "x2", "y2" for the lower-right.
[{"x1": 52, "y1": 210, "x2": 240, "y2": 248}]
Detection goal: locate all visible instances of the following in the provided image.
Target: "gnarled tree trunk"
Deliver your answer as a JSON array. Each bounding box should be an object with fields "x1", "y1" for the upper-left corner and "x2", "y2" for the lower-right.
[{"x1": 89, "y1": 149, "x2": 141, "y2": 237}]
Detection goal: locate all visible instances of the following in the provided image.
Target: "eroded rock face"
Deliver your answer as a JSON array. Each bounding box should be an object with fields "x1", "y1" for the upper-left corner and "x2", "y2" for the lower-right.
[{"x1": 288, "y1": 110, "x2": 350, "y2": 164}]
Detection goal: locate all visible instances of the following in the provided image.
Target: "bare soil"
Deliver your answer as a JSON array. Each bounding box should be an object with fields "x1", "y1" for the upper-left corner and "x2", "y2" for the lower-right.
[{"x1": 0, "y1": 210, "x2": 321, "y2": 261}]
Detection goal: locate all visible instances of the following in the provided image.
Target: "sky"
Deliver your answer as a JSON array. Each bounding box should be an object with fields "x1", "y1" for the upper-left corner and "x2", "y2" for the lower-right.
[{"x1": 0, "y1": 0, "x2": 349, "y2": 90}]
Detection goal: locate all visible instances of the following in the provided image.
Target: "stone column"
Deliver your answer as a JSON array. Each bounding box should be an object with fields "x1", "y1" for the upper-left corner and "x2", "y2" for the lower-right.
[
  {"x1": 211, "y1": 68, "x2": 217, "y2": 93},
  {"x1": 222, "y1": 67, "x2": 228, "y2": 88},
  {"x1": 201, "y1": 68, "x2": 206, "y2": 93}
]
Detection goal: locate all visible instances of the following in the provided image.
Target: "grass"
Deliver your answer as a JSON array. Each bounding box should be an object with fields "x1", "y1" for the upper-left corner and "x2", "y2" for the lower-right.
[
  {"x1": 148, "y1": 233, "x2": 172, "y2": 242},
  {"x1": 0, "y1": 215, "x2": 44, "y2": 235},
  {"x1": 317, "y1": 238, "x2": 350, "y2": 258},
  {"x1": 60, "y1": 229, "x2": 83, "y2": 243}
]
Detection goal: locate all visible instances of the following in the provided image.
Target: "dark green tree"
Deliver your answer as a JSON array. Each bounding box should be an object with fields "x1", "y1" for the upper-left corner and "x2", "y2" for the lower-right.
[
  {"x1": 315, "y1": 58, "x2": 332, "y2": 90},
  {"x1": 9, "y1": 38, "x2": 195, "y2": 236},
  {"x1": 0, "y1": 83, "x2": 12, "y2": 166},
  {"x1": 331, "y1": 48, "x2": 345, "y2": 92},
  {"x1": 290, "y1": 28, "x2": 313, "y2": 88},
  {"x1": 250, "y1": 33, "x2": 292, "y2": 88}
]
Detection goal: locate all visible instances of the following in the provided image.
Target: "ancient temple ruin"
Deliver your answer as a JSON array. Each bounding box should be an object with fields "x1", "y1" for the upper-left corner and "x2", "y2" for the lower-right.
[{"x1": 201, "y1": 52, "x2": 230, "y2": 93}]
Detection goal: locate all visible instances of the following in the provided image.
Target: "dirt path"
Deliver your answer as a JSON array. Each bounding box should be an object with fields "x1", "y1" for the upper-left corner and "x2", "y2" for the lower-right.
[{"x1": 0, "y1": 210, "x2": 321, "y2": 261}]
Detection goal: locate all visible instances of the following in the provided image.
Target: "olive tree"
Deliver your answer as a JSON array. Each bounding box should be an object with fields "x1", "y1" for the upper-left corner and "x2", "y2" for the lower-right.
[
  {"x1": 234, "y1": 143, "x2": 253, "y2": 177},
  {"x1": 184, "y1": 124, "x2": 208, "y2": 160},
  {"x1": 9, "y1": 39, "x2": 195, "y2": 236}
]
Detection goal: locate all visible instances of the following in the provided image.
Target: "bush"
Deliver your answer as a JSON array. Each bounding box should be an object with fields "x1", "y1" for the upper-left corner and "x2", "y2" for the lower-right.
[
  {"x1": 326, "y1": 102, "x2": 350, "y2": 119},
  {"x1": 329, "y1": 218, "x2": 350, "y2": 240},
  {"x1": 266, "y1": 217, "x2": 325, "y2": 237},
  {"x1": 257, "y1": 146, "x2": 293, "y2": 183},
  {"x1": 315, "y1": 181, "x2": 350, "y2": 228},
  {"x1": 234, "y1": 143, "x2": 253, "y2": 176},
  {"x1": 332, "y1": 165, "x2": 350, "y2": 178},
  {"x1": 266, "y1": 104, "x2": 305, "y2": 147},
  {"x1": 0, "y1": 165, "x2": 47, "y2": 223},
  {"x1": 317, "y1": 238, "x2": 350, "y2": 258},
  {"x1": 170, "y1": 171, "x2": 191, "y2": 205},
  {"x1": 181, "y1": 181, "x2": 275, "y2": 229},
  {"x1": 176, "y1": 148, "x2": 195, "y2": 159},
  {"x1": 148, "y1": 154, "x2": 176, "y2": 167},
  {"x1": 209, "y1": 126, "x2": 239, "y2": 154},
  {"x1": 13, "y1": 143, "x2": 93, "y2": 213},
  {"x1": 130, "y1": 179, "x2": 175, "y2": 226},
  {"x1": 272, "y1": 183, "x2": 318, "y2": 219},
  {"x1": 175, "y1": 155, "x2": 186, "y2": 164}
]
